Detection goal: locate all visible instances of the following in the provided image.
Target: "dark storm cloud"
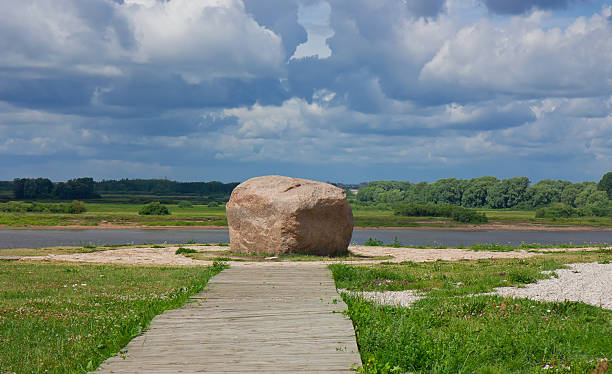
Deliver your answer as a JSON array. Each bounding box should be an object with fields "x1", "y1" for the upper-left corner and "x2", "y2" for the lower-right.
[
  {"x1": 403, "y1": 0, "x2": 446, "y2": 17},
  {"x1": 100, "y1": 74, "x2": 290, "y2": 111},
  {"x1": 482, "y1": 0, "x2": 574, "y2": 14}
]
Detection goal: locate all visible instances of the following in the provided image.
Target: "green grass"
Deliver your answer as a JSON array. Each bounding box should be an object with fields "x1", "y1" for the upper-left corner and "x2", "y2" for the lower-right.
[
  {"x1": 467, "y1": 242, "x2": 610, "y2": 252},
  {"x1": 0, "y1": 261, "x2": 226, "y2": 373},
  {"x1": 175, "y1": 247, "x2": 198, "y2": 255},
  {"x1": 331, "y1": 250, "x2": 611, "y2": 295},
  {"x1": 0, "y1": 202, "x2": 610, "y2": 227},
  {"x1": 345, "y1": 295, "x2": 610, "y2": 373},
  {"x1": 479, "y1": 209, "x2": 612, "y2": 227},
  {"x1": 330, "y1": 251, "x2": 612, "y2": 373},
  {"x1": 0, "y1": 246, "x2": 116, "y2": 256}
]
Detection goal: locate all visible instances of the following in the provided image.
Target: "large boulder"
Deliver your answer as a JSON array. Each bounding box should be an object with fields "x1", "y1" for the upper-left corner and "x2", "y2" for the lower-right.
[{"x1": 226, "y1": 175, "x2": 353, "y2": 256}]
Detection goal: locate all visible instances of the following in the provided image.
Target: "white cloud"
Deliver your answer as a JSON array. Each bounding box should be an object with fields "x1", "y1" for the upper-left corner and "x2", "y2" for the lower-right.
[
  {"x1": 0, "y1": 0, "x2": 285, "y2": 82},
  {"x1": 122, "y1": 0, "x2": 285, "y2": 82},
  {"x1": 420, "y1": 7, "x2": 612, "y2": 98}
]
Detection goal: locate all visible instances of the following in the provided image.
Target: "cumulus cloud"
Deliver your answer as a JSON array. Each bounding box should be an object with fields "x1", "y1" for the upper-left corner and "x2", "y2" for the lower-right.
[
  {"x1": 420, "y1": 7, "x2": 612, "y2": 100},
  {"x1": 0, "y1": 0, "x2": 284, "y2": 88},
  {"x1": 121, "y1": 0, "x2": 284, "y2": 82},
  {"x1": 0, "y1": 0, "x2": 611, "y2": 182}
]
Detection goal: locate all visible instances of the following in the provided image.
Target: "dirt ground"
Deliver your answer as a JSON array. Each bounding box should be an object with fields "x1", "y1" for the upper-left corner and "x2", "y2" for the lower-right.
[{"x1": 23, "y1": 244, "x2": 609, "y2": 267}]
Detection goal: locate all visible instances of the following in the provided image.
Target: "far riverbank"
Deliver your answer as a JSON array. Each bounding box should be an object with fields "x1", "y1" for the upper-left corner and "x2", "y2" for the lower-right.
[
  {"x1": 1, "y1": 222, "x2": 610, "y2": 231},
  {"x1": 1, "y1": 228, "x2": 611, "y2": 249}
]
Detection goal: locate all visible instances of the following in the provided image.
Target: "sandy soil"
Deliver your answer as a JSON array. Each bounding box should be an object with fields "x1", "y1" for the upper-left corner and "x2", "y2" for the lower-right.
[
  {"x1": 23, "y1": 244, "x2": 609, "y2": 267},
  {"x1": 21, "y1": 245, "x2": 611, "y2": 309}
]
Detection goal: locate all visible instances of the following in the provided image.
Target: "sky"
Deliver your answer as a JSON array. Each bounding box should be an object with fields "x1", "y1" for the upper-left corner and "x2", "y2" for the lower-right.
[{"x1": 0, "y1": 0, "x2": 611, "y2": 183}]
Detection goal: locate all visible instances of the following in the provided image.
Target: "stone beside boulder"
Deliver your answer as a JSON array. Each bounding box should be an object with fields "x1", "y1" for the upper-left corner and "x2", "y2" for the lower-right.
[{"x1": 226, "y1": 175, "x2": 353, "y2": 256}]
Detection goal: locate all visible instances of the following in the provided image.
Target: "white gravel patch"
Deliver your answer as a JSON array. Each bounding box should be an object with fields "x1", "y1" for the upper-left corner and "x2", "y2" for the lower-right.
[
  {"x1": 492, "y1": 262, "x2": 612, "y2": 310},
  {"x1": 339, "y1": 262, "x2": 612, "y2": 310},
  {"x1": 338, "y1": 289, "x2": 423, "y2": 307}
]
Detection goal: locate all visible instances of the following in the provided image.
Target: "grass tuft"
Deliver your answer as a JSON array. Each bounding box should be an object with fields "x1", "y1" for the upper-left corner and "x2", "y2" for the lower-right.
[{"x1": 175, "y1": 247, "x2": 198, "y2": 255}]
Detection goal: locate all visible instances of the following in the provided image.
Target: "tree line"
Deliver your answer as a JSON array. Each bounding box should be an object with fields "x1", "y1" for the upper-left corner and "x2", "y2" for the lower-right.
[
  {"x1": 95, "y1": 179, "x2": 239, "y2": 196},
  {"x1": 356, "y1": 173, "x2": 612, "y2": 210},
  {"x1": 6, "y1": 178, "x2": 239, "y2": 200},
  {"x1": 13, "y1": 178, "x2": 99, "y2": 200}
]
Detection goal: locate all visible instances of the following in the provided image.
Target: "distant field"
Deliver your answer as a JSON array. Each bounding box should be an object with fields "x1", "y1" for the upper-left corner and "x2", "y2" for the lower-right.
[
  {"x1": 0, "y1": 202, "x2": 610, "y2": 228},
  {"x1": 0, "y1": 203, "x2": 228, "y2": 227}
]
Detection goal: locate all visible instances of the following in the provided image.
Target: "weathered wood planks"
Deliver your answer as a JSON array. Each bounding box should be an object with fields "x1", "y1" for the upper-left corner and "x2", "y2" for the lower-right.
[{"x1": 95, "y1": 265, "x2": 361, "y2": 373}]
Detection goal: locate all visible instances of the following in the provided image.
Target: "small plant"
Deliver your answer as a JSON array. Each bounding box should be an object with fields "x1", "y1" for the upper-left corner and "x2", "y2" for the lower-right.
[
  {"x1": 207, "y1": 201, "x2": 219, "y2": 207},
  {"x1": 354, "y1": 356, "x2": 402, "y2": 374},
  {"x1": 390, "y1": 236, "x2": 402, "y2": 248},
  {"x1": 138, "y1": 202, "x2": 170, "y2": 216},
  {"x1": 175, "y1": 247, "x2": 198, "y2": 255},
  {"x1": 177, "y1": 201, "x2": 193, "y2": 208},
  {"x1": 210, "y1": 256, "x2": 234, "y2": 261},
  {"x1": 364, "y1": 237, "x2": 384, "y2": 246}
]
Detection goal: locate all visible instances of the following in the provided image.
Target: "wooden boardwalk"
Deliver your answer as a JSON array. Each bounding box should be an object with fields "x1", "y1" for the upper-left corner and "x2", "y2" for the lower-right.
[{"x1": 95, "y1": 265, "x2": 362, "y2": 373}]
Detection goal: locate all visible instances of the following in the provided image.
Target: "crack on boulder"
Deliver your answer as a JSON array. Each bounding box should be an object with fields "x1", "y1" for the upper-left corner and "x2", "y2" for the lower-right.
[{"x1": 282, "y1": 183, "x2": 301, "y2": 192}]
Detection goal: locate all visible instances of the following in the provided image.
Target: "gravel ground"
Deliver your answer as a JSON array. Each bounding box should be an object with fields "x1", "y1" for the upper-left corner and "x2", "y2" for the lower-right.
[
  {"x1": 339, "y1": 289, "x2": 423, "y2": 307},
  {"x1": 492, "y1": 262, "x2": 612, "y2": 310},
  {"x1": 340, "y1": 262, "x2": 612, "y2": 310}
]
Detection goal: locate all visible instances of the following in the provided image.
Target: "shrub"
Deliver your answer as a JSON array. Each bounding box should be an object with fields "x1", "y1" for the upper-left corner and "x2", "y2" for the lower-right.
[
  {"x1": 70, "y1": 200, "x2": 87, "y2": 213},
  {"x1": 364, "y1": 237, "x2": 384, "y2": 246},
  {"x1": 207, "y1": 201, "x2": 219, "y2": 207},
  {"x1": 536, "y1": 205, "x2": 612, "y2": 218},
  {"x1": 450, "y1": 207, "x2": 488, "y2": 224},
  {"x1": 138, "y1": 202, "x2": 170, "y2": 216},
  {"x1": 394, "y1": 203, "x2": 488, "y2": 224},
  {"x1": 177, "y1": 201, "x2": 193, "y2": 208}
]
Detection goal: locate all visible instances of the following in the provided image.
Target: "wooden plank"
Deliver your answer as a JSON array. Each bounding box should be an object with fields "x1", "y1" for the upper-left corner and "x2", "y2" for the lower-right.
[{"x1": 95, "y1": 265, "x2": 361, "y2": 373}]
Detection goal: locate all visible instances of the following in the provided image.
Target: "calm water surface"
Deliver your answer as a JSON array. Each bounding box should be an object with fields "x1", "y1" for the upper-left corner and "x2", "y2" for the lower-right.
[{"x1": 0, "y1": 228, "x2": 610, "y2": 249}]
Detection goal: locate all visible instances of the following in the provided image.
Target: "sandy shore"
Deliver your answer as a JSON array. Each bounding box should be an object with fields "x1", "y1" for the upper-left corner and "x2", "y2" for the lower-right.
[{"x1": 21, "y1": 244, "x2": 609, "y2": 267}]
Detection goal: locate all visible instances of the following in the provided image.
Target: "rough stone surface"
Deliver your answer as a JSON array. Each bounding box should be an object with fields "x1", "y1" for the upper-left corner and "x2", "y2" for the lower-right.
[{"x1": 226, "y1": 175, "x2": 353, "y2": 255}]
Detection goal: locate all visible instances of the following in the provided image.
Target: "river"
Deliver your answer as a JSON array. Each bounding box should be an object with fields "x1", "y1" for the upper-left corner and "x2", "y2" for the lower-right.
[{"x1": 0, "y1": 228, "x2": 610, "y2": 249}]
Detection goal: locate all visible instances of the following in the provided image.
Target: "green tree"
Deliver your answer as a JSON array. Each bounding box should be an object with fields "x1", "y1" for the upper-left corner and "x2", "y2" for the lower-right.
[
  {"x1": 486, "y1": 177, "x2": 530, "y2": 208},
  {"x1": 426, "y1": 178, "x2": 466, "y2": 205},
  {"x1": 12, "y1": 178, "x2": 54, "y2": 199},
  {"x1": 461, "y1": 176, "x2": 499, "y2": 207},
  {"x1": 598, "y1": 172, "x2": 612, "y2": 199},
  {"x1": 526, "y1": 180, "x2": 565, "y2": 208},
  {"x1": 574, "y1": 184, "x2": 608, "y2": 208},
  {"x1": 585, "y1": 190, "x2": 609, "y2": 208}
]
